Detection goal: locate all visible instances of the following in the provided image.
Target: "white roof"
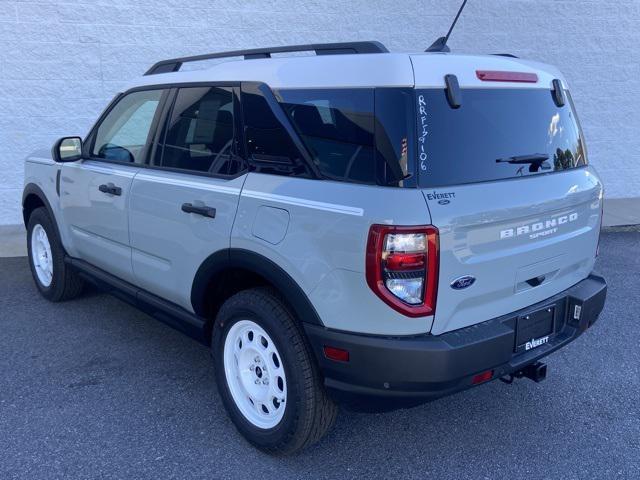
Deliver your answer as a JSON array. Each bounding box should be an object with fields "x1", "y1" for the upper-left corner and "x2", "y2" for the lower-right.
[
  {"x1": 410, "y1": 53, "x2": 567, "y2": 89},
  {"x1": 125, "y1": 51, "x2": 568, "y2": 92}
]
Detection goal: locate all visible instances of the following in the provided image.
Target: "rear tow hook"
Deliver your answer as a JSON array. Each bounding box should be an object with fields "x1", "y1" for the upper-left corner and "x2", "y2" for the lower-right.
[{"x1": 499, "y1": 361, "x2": 548, "y2": 384}]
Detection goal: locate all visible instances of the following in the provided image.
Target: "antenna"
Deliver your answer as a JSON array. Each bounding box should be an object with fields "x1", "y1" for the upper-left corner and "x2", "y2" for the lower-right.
[{"x1": 426, "y1": 0, "x2": 469, "y2": 52}]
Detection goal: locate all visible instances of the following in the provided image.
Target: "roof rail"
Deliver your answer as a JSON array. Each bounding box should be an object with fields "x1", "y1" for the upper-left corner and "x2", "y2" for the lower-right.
[{"x1": 144, "y1": 41, "x2": 389, "y2": 76}]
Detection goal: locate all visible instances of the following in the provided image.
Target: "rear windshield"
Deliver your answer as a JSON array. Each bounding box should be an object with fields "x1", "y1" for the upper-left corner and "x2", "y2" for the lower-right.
[{"x1": 416, "y1": 88, "x2": 587, "y2": 187}]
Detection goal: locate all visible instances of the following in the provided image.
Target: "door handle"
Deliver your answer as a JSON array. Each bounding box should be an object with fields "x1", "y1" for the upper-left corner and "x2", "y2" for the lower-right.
[
  {"x1": 98, "y1": 183, "x2": 122, "y2": 196},
  {"x1": 181, "y1": 203, "x2": 216, "y2": 218}
]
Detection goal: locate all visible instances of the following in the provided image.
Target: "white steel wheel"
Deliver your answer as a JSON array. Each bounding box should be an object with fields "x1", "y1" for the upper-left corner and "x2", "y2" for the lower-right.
[
  {"x1": 223, "y1": 320, "x2": 287, "y2": 429},
  {"x1": 31, "y1": 224, "x2": 53, "y2": 287}
]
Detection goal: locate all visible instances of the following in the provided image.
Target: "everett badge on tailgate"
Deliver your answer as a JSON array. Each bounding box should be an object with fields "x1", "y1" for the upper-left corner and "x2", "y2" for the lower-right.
[{"x1": 426, "y1": 191, "x2": 456, "y2": 204}]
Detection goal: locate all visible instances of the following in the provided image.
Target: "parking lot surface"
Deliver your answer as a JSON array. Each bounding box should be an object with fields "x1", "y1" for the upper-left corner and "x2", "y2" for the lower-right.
[{"x1": 1, "y1": 232, "x2": 639, "y2": 479}]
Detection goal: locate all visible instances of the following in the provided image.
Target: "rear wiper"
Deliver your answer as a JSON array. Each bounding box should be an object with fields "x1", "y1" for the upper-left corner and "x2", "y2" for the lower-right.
[{"x1": 496, "y1": 154, "x2": 551, "y2": 172}]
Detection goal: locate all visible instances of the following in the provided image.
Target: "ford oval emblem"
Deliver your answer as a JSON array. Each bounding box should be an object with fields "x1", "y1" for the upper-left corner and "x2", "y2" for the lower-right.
[
  {"x1": 438, "y1": 199, "x2": 450, "y2": 205},
  {"x1": 451, "y1": 275, "x2": 476, "y2": 290}
]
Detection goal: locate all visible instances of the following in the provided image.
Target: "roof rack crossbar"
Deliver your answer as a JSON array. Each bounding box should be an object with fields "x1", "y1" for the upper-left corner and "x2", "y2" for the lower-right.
[{"x1": 144, "y1": 41, "x2": 388, "y2": 76}]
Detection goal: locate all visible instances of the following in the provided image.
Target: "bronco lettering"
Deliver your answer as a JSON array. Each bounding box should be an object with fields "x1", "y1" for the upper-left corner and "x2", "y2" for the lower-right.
[{"x1": 500, "y1": 212, "x2": 578, "y2": 240}]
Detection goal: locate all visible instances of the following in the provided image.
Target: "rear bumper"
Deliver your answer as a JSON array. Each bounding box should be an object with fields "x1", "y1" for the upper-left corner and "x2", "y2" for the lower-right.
[{"x1": 304, "y1": 274, "x2": 606, "y2": 409}]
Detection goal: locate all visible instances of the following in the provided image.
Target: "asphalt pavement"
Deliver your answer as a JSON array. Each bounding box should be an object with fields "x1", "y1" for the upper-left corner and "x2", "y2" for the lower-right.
[{"x1": 1, "y1": 232, "x2": 639, "y2": 479}]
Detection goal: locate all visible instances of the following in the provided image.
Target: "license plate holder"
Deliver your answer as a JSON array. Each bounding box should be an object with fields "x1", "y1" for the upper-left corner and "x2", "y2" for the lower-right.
[{"x1": 515, "y1": 306, "x2": 555, "y2": 353}]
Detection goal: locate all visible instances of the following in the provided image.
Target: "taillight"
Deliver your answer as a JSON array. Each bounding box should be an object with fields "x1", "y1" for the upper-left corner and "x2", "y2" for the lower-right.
[{"x1": 366, "y1": 225, "x2": 439, "y2": 317}]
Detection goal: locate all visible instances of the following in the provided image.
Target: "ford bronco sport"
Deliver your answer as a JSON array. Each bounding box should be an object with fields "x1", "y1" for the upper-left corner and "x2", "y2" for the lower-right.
[{"x1": 22, "y1": 40, "x2": 606, "y2": 454}]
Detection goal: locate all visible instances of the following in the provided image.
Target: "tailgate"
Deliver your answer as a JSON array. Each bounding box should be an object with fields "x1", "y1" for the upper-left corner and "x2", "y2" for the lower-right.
[
  {"x1": 424, "y1": 168, "x2": 602, "y2": 335},
  {"x1": 411, "y1": 74, "x2": 603, "y2": 335}
]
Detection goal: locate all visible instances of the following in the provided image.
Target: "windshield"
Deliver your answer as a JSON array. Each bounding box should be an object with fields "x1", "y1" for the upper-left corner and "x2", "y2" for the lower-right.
[{"x1": 416, "y1": 88, "x2": 587, "y2": 187}]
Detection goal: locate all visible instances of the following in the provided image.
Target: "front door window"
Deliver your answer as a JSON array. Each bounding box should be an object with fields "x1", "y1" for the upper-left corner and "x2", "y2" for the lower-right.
[{"x1": 92, "y1": 89, "x2": 164, "y2": 164}]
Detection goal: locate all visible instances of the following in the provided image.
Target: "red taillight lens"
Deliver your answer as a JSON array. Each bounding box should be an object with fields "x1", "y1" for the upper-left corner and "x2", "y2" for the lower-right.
[
  {"x1": 476, "y1": 70, "x2": 538, "y2": 83},
  {"x1": 384, "y1": 252, "x2": 426, "y2": 271},
  {"x1": 366, "y1": 225, "x2": 439, "y2": 317}
]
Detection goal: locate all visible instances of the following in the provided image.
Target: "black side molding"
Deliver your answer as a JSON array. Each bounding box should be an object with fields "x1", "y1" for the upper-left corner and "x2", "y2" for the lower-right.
[
  {"x1": 65, "y1": 248, "x2": 325, "y2": 344},
  {"x1": 66, "y1": 257, "x2": 208, "y2": 343},
  {"x1": 55, "y1": 170, "x2": 61, "y2": 197}
]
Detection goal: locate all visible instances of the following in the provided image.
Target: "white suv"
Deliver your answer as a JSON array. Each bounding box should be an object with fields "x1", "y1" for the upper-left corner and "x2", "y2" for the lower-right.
[{"x1": 22, "y1": 41, "x2": 606, "y2": 454}]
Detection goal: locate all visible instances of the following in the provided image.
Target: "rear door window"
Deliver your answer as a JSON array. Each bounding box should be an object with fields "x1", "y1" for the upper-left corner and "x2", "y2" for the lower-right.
[
  {"x1": 416, "y1": 88, "x2": 587, "y2": 187},
  {"x1": 156, "y1": 86, "x2": 242, "y2": 176}
]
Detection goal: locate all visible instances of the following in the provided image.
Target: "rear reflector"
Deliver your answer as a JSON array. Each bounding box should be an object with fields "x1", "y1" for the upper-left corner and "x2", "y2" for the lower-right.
[
  {"x1": 476, "y1": 70, "x2": 538, "y2": 83},
  {"x1": 323, "y1": 346, "x2": 350, "y2": 362},
  {"x1": 471, "y1": 370, "x2": 494, "y2": 385}
]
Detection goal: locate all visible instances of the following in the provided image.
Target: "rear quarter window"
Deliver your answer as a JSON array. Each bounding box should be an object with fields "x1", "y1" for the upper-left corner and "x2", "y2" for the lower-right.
[
  {"x1": 276, "y1": 88, "x2": 414, "y2": 187},
  {"x1": 277, "y1": 88, "x2": 376, "y2": 184}
]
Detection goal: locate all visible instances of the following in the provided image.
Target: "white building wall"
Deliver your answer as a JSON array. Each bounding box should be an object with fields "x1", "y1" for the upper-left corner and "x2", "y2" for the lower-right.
[{"x1": 1, "y1": 0, "x2": 638, "y2": 225}]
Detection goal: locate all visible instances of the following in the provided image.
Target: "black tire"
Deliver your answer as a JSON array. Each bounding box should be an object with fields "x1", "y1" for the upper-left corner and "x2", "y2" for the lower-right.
[
  {"x1": 26, "y1": 207, "x2": 84, "y2": 302},
  {"x1": 212, "y1": 287, "x2": 338, "y2": 454}
]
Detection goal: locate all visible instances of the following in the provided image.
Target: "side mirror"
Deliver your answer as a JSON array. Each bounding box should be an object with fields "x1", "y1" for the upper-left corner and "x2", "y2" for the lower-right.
[{"x1": 52, "y1": 136, "x2": 83, "y2": 162}]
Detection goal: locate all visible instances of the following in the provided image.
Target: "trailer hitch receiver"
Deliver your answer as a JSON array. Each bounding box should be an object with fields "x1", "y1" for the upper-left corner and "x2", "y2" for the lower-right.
[{"x1": 500, "y1": 361, "x2": 547, "y2": 384}]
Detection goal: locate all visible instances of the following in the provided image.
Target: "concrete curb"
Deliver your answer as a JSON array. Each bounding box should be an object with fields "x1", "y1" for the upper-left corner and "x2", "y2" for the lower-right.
[
  {"x1": 0, "y1": 224, "x2": 26, "y2": 258},
  {"x1": 602, "y1": 225, "x2": 640, "y2": 233},
  {"x1": 603, "y1": 197, "x2": 640, "y2": 228}
]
